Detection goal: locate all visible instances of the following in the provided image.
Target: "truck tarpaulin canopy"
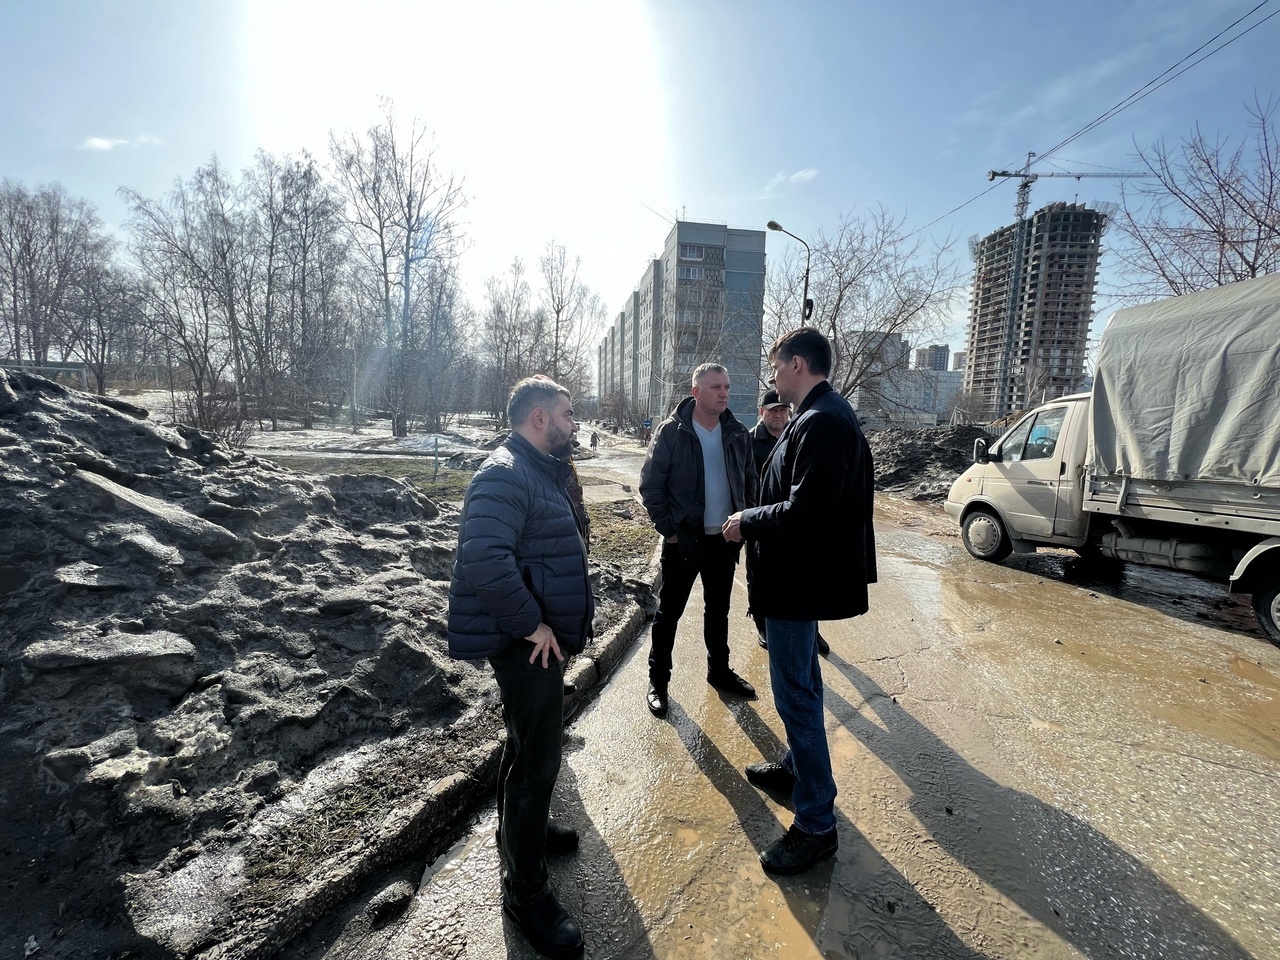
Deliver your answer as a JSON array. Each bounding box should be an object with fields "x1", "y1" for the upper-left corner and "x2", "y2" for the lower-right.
[{"x1": 1091, "y1": 274, "x2": 1280, "y2": 488}]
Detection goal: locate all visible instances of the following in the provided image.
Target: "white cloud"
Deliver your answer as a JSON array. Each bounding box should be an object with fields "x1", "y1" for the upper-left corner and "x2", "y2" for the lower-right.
[
  {"x1": 78, "y1": 134, "x2": 162, "y2": 151},
  {"x1": 763, "y1": 168, "x2": 820, "y2": 195},
  {"x1": 80, "y1": 137, "x2": 129, "y2": 151}
]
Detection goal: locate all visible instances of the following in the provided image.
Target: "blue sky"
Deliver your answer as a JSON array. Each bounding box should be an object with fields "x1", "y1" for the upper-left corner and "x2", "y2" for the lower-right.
[{"x1": 2, "y1": 0, "x2": 1276, "y2": 352}]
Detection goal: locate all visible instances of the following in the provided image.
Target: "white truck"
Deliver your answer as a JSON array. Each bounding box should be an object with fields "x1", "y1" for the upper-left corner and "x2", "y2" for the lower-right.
[{"x1": 944, "y1": 274, "x2": 1280, "y2": 645}]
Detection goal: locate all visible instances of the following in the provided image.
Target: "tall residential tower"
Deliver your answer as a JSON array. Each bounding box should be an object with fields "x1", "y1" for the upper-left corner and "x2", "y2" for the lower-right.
[{"x1": 963, "y1": 202, "x2": 1107, "y2": 419}]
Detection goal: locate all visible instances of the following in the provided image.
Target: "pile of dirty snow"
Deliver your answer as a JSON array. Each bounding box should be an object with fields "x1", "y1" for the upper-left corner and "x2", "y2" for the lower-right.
[
  {"x1": 0, "y1": 370, "x2": 648, "y2": 959},
  {"x1": 869, "y1": 425, "x2": 991, "y2": 501}
]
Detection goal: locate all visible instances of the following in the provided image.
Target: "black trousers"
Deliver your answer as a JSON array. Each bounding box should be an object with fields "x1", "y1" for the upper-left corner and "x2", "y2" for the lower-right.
[
  {"x1": 489, "y1": 639, "x2": 565, "y2": 906},
  {"x1": 648, "y1": 533, "x2": 741, "y2": 689}
]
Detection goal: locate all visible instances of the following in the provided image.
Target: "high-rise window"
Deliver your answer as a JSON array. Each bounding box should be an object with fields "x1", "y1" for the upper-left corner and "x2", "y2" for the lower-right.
[{"x1": 680, "y1": 244, "x2": 704, "y2": 261}]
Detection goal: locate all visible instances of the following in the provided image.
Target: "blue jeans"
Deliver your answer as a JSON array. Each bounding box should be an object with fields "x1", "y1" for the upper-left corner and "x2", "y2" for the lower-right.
[{"x1": 765, "y1": 618, "x2": 837, "y2": 834}]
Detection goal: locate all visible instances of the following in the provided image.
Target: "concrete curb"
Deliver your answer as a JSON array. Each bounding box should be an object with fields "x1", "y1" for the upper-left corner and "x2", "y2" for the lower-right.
[{"x1": 193, "y1": 542, "x2": 664, "y2": 960}]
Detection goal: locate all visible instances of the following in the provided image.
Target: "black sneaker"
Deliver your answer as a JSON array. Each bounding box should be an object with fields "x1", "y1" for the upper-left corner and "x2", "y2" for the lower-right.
[
  {"x1": 816, "y1": 631, "x2": 830, "y2": 656},
  {"x1": 502, "y1": 889, "x2": 585, "y2": 959},
  {"x1": 760, "y1": 824, "x2": 838, "y2": 875},
  {"x1": 646, "y1": 684, "x2": 669, "y2": 717},
  {"x1": 707, "y1": 669, "x2": 756, "y2": 699},
  {"x1": 757, "y1": 631, "x2": 768, "y2": 650},
  {"x1": 745, "y1": 760, "x2": 796, "y2": 795}
]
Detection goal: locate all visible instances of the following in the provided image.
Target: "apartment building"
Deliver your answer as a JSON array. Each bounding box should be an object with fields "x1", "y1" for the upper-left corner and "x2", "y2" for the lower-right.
[
  {"x1": 598, "y1": 220, "x2": 765, "y2": 424},
  {"x1": 913, "y1": 343, "x2": 950, "y2": 371},
  {"x1": 963, "y1": 201, "x2": 1106, "y2": 419}
]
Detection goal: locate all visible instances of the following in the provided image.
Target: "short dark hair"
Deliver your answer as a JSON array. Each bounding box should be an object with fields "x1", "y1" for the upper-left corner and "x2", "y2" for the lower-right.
[
  {"x1": 508, "y1": 376, "x2": 570, "y2": 427},
  {"x1": 768, "y1": 327, "x2": 832, "y2": 377}
]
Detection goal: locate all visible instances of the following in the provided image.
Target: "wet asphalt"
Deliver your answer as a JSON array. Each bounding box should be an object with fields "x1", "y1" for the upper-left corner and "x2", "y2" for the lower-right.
[{"x1": 306, "y1": 443, "x2": 1280, "y2": 960}]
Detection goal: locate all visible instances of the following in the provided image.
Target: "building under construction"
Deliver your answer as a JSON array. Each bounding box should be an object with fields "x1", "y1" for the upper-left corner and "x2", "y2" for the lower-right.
[{"x1": 963, "y1": 201, "x2": 1107, "y2": 419}]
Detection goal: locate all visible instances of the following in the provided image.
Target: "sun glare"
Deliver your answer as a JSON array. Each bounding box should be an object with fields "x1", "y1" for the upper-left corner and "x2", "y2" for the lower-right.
[{"x1": 239, "y1": 0, "x2": 670, "y2": 303}]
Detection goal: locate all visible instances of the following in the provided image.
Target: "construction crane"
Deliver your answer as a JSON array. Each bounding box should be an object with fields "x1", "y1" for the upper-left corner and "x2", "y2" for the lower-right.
[
  {"x1": 988, "y1": 152, "x2": 1147, "y2": 221},
  {"x1": 982, "y1": 153, "x2": 1147, "y2": 418}
]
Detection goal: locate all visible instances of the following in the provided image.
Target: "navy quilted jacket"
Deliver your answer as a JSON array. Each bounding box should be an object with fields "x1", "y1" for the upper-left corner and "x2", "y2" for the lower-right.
[{"x1": 447, "y1": 433, "x2": 594, "y2": 661}]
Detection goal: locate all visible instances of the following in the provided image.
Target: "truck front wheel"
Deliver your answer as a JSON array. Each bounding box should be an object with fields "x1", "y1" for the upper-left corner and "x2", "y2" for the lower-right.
[
  {"x1": 1251, "y1": 581, "x2": 1280, "y2": 647},
  {"x1": 962, "y1": 509, "x2": 1012, "y2": 562}
]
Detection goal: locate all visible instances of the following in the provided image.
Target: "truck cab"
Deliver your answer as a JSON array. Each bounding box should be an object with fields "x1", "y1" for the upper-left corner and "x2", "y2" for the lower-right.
[{"x1": 945, "y1": 393, "x2": 1091, "y2": 560}]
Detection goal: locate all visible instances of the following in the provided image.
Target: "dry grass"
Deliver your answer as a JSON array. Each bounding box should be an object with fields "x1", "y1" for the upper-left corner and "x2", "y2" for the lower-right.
[
  {"x1": 587, "y1": 501, "x2": 657, "y2": 569},
  {"x1": 266, "y1": 454, "x2": 474, "y2": 501}
]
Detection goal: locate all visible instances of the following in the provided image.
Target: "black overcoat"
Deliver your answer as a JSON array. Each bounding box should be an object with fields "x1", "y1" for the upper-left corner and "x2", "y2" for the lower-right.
[{"x1": 740, "y1": 381, "x2": 877, "y2": 620}]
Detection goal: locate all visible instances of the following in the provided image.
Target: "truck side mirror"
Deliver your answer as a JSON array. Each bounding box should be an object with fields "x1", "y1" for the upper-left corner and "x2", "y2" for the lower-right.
[{"x1": 974, "y1": 437, "x2": 990, "y2": 464}]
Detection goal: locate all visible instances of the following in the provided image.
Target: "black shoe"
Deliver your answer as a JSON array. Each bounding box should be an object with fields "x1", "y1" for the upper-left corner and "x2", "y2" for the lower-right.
[
  {"x1": 708, "y1": 669, "x2": 756, "y2": 699},
  {"x1": 546, "y1": 819, "x2": 579, "y2": 857},
  {"x1": 502, "y1": 889, "x2": 585, "y2": 959},
  {"x1": 745, "y1": 760, "x2": 796, "y2": 795},
  {"x1": 757, "y1": 631, "x2": 768, "y2": 650},
  {"x1": 760, "y1": 824, "x2": 838, "y2": 875},
  {"x1": 646, "y1": 684, "x2": 668, "y2": 717},
  {"x1": 495, "y1": 819, "x2": 579, "y2": 857},
  {"x1": 816, "y1": 631, "x2": 830, "y2": 656}
]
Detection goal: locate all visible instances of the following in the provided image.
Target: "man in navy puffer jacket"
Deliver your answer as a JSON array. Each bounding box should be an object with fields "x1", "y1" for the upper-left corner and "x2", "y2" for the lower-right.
[{"x1": 447, "y1": 376, "x2": 592, "y2": 960}]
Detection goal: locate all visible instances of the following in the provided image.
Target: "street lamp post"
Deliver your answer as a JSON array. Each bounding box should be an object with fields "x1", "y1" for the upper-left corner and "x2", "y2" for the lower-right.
[{"x1": 767, "y1": 220, "x2": 813, "y2": 322}]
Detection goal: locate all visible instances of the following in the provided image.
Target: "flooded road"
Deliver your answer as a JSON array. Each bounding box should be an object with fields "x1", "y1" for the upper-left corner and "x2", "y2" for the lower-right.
[{"x1": 304, "y1": 451, "x2": 1280, "y2": 959}]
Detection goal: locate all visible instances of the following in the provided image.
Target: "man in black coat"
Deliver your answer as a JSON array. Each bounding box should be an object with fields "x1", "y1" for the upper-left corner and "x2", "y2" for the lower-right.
[
  {"x1": 447, "y1": 376, "x2": 592, "y2": 960},
  {"x1": 724, "y1": 327, "x2": 876, "y2": 876},
  {"x1": 747, "y1": 389, "x2": 830, "y2": 656},
  {"x1": 639, "y1": 362, "x2": 758, "y2": 717}
]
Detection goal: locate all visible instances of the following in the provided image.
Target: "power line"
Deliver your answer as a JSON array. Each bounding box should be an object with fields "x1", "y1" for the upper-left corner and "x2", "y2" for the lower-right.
[
  {"x1": 908, "y1": 1, "x2": 1277, "y2": 240},
  {"x1": 1037, "y1": 1, "x2": 1278, "y2": 164},
  {"x1": 635, "y1": 196, "x2": 675, "y2": 225},
  {"x1": 903, "y1": 182, "x2": 1005, "y2": 240}
]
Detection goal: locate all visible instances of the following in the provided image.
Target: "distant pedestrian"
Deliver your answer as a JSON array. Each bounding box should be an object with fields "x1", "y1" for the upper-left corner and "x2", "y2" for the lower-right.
[
  {"x1": 724, "y1": 328, "x2": 876, "y2": 875},
  {"x1": 447, "y1": 375, "x2": 592, "y2": 959},
  {"x1": 747, "y1": 389, "x2": 830, "y2": 657},
  {"x1": 639, "y1": 362, "x2": 758, "y2": 718},
  {"x1": 589, "y1": 430, "x2": 599, "y2": 451}
]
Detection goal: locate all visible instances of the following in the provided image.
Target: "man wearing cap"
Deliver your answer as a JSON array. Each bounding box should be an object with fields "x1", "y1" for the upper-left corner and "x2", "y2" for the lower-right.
[{"x1": 749, "y1": 392, "x2": 829, "y2": 657}]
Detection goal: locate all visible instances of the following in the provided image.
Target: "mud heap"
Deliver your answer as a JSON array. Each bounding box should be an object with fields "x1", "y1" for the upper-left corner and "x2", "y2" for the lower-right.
[
  {"x1": 869, "y1": 424, "x2": 991, "y2": 501},
  {"x1": 0, "y1": 370, "x2": 646, "y2": 959}
]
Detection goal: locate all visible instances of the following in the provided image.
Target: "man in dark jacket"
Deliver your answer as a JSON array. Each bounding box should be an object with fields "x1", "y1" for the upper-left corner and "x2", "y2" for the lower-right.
[
  {"x1": 747, "y1": 389, "x2": 830, "y2": 656},
  {"x1": 639, "y1": 362, "x2": 758, "y2": 717},
  {"x1": 724, "y1": 328, "x2": 876, "y2": 876},
  {"x1": 447, "y1": 376, "x2": 592, "y2": 960}
]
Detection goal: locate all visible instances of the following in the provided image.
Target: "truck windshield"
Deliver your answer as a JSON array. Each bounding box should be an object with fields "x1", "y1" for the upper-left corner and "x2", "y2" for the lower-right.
[{"x1": 1000, "y1": 406, "x2": 1067, "y2": 462}]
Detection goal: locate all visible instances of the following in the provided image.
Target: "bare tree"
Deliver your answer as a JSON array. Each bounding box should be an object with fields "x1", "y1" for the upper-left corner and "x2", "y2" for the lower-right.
[
  {"x1": 329, "y1": 101, "x2": 467, "y2": 436},
  {"x1": 1111, "y1": 97, "x2": 1280, "y2": 299},
  {"x1": 764, "y1": 207, "x2": 961, "y2": 411},
  {"x1": 65, "y1": 238, "x2": 133, "y2": 394},
  {"x1": 539, "y1": 241, "x2": 588, "y2": 381},
  {"x1": 480, "y1": 258, "x2": 538, "y2": 422},
  {"x1": 0, "y1": 181, "x2": 100, "y2": 365},
  {"x1": 123, "y1": 165, "x2": 247, "y2": 436}
]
